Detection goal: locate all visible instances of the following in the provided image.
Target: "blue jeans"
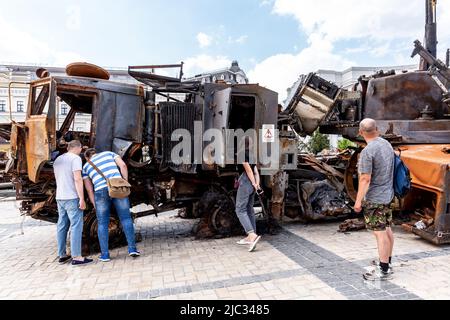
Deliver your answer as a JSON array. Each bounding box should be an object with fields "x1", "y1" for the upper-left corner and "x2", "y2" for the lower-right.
[
  {"x1": 94, "y1": 188, "x2": 137, "y2": 257},
  {"x1": 57, "y1": 199, "x2": 83, "y2": 258},
  {"x1": 235, "y1": 174, "x2": 257, "y2": 234}
]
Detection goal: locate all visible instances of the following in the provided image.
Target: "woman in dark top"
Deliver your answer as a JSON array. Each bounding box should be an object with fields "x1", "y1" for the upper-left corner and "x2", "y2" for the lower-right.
[{"x1": 235, "y1": 138, "x2": 262, "y2": 252}]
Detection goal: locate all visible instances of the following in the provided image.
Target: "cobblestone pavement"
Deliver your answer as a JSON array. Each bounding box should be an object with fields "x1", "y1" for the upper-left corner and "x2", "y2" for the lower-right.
[{"x1": 0, "y1": 199, "x2": 449, "y2": 300}]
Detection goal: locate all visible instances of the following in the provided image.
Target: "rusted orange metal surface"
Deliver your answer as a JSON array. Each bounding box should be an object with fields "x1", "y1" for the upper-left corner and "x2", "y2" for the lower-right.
[
  {"x1": 24, "y1": 116, "x2": 50, "y2": 183},
  {"x1": 401, "y1": 145, "x2": 450, "y2": 193},
  {"x1": 400, "y1": 144, "x2": 450, "y2": 220}
]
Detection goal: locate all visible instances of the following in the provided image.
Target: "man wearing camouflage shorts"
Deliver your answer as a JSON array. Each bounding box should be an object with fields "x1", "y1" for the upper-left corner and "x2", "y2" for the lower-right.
[{"x1": 354, "y1": 119, "x2": 395, "y2": 281}]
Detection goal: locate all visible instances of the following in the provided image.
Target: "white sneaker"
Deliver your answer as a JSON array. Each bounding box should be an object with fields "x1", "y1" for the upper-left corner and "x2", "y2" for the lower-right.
[{"x1": 363, "y1": 266, "x2": 393, "y2": 281}]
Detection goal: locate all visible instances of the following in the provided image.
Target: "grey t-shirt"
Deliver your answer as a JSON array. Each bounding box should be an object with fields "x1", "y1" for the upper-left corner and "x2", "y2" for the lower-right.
[
  {"x1": 53, "y1": 152, "x2": 83, "y2": 201},
  {"x1": 358, "y1": 137, "x2": 395, "y2": 204}
]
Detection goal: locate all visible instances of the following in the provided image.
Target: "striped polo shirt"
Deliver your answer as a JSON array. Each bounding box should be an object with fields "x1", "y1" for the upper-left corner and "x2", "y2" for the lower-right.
[{"x1": 82, "y1": 152, "x2": 122, "y2": 192}]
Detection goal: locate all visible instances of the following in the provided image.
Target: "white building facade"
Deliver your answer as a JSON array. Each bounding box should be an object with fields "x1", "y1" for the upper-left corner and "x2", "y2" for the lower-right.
[
  {"x1": 184, "y1": 61, "x2": 249, "y2": 85},
  {"x1": 316, "y1": 64, "x2": 418, "y2": 89}
]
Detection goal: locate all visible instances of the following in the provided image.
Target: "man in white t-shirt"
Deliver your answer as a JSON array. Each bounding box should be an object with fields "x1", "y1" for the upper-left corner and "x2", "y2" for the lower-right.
[{"x1": 53, "y1": 140, "x2": 93, "y2": 266}]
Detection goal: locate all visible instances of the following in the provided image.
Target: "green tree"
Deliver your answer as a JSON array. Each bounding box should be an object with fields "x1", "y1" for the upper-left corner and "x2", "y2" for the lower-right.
[
  {"x1": 308, "y1": 130, "x2": 330, "y2": 155},
  {"x1": 337, "y1": 138, "x2": 357, "y2": 151}
]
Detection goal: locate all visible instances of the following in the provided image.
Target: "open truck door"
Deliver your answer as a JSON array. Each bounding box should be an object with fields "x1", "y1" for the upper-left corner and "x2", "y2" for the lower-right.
[
  {"x1": 13, "y1": 79, "x2": 57, "y2": 183},
  {"x1": 203, "y1": 86, "x2": 232, "y2": 169},
  {"x1": 24, "y1": 116, "x2": 51, "y2": 182}
]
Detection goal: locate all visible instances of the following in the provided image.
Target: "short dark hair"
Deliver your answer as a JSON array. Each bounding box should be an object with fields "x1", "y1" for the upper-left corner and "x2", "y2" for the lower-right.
[{"x1": 84, "y1": 148, "x2": 97, "y2": 159}]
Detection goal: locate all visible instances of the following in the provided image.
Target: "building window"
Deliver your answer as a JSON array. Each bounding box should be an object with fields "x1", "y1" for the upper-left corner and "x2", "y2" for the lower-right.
[
  {"x1": 61, "y1": 104, "x2": 68, "y2": 115},
  {"x1": 221, "y1": 74, "x2": 225, "y2": 80},
  {"x1": 0, "y1": 100, "x2": 5, "y2": 112},
  {"x1": 17, "y1": 101, "x2": 24, "y2": 112}
]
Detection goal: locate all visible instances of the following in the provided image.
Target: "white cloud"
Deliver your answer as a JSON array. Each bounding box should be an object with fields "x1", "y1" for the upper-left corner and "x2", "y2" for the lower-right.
[
  {"x1": 227, "y1": 35, "x2": 248, "y2": 45},
  {"x1": 248, "y1": 38, "x2": 354, "y2": 101},
  {"x1": 196, "y1": 32, "x2": 213, "y2": 48},
  {"x1": 260, "y1": 0, "x2": 274, "y2": 7},
  {"x1": 272, "y1": 0, "x2": 450, "y2": 56},
  {"x1": 235, "y1": 35, "x2": 248, "y2": 44},
  {"x1": 273, "y1": 0, "x2": 419, "y2": 41},
  {"x1": 66, "y1": 5, "x2": 81, "y2": 31},
  {"x1": 183, "y1": 54, "x2": 231, "y2": 77},
  {"x1": 249, "y1": 0, "x2": 450, "y2": 102},
  {"x1": 0, "y1": 17, "x2": 83, "y2": 66}
]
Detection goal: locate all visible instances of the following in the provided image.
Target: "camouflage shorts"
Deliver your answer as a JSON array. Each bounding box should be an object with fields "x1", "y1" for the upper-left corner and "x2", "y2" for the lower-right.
[{"x1": 363, "y1": 201, "x2": 393, "y2": 231}]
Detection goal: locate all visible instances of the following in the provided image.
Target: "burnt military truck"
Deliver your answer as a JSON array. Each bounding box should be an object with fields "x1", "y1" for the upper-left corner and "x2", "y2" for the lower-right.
[
  {"x1": 280, "y1": 0, "x2": 450, "y2": 245},
  {"x1": 283, "y1": 45, "x2": 450, "y2": 245},
  {"x1": 8, "y1": 62, "x2": 304, "y2": 252}
]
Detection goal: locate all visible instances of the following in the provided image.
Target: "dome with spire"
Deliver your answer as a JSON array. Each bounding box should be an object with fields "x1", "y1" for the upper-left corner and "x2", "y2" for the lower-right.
[{"x1": 230, "y1": 61, "x2": 240, "y2": 72}]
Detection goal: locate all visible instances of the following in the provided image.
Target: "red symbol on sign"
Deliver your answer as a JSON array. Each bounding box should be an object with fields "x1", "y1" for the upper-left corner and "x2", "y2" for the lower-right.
[{"x1": 265, "y1": 129, "x2": 273, "y2": 139}]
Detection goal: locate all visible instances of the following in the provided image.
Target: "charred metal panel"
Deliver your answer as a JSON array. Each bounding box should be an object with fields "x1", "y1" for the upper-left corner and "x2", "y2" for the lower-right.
[
  {"x1": 202, "y1": 84, "x2": 231, "y2": 171},
  {"x1": 52, "y1": 76, "x2": 144, "y2": 97},
  {"x1": 112, "y1": 138, "x2": 134, "y2": 158},
  {"x1": 114, "y1": 93, "x2": 144, "y2": 142},
  {"x1": 94, "y1": 91, "x2": 115, "y2": 151},
  {"x1": 144, "y1": 105, "x2": 155, "y2": 145},
  {"x1": 47, "y1": 80, "x2": 57, "y2": 151},
  {"x1": 160, "y1": 102, "x2": 197, "y2": 173},
  {"x1": 212, "y1": 88, "x2": 231, "y2": 168},
  {"x1": 365, "y1": 72, "x2": 446, "y2": 120},
  {"x1": 10, "y1": 123, "x2": 27, "y2": 174},
  {"x1": 93, "y1": 91, "x2": 144, "y2": 152},
  {"x1": 202, "y1": 84, "x2": 278, "y2": 171},
  {"x1": 322, "y1": 119, "x2": 450, "y2": 145},
  {"x1": 279, "y1": 135, "x2": 298, "y2": 171},
  {"x1": 232, "y1": 84, "x2": 278, "y2": 130},
  {"x1": 270, "y1": 171, "x2": 288, "y2": 220}
]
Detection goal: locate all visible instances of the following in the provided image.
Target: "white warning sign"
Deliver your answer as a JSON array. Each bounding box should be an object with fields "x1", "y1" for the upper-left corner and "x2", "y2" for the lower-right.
[{"x1": 262, "y1": 125, "x2": 275, "y2": 143}]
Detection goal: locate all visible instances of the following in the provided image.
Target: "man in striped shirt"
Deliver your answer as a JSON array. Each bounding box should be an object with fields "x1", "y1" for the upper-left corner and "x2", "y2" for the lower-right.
[{"x1": 83, "y1": 149, "x2": 140, "y2": 262}]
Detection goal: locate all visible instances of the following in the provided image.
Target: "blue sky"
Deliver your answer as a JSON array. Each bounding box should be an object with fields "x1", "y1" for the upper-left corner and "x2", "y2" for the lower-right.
[
  {"x1": 0, "y1": 0, "x2": 301, "y2": 70},
  {"x1": 1, "y1": 0, "x2": 450, "y2": 99}
]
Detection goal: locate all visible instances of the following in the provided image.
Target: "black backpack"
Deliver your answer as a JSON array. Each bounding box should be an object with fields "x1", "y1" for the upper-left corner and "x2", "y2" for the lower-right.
[{"x1": 393, "y1": 152, "x2": 412, "y2": 199}]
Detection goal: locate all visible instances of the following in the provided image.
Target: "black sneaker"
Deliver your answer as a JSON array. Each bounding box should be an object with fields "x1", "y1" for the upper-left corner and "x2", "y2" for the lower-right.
[
  {"x1": 371, "y1": 260, "x2": 394, "y2": 274},
  {"x1": 58, "y1": 256, "x2": 72, "y2": 265},
  {"x1": 72, "y1": 258, "x2": 93, "y2": 267},
  {"x1": 129, "y1": 251, "x2": 141, "y2": 258}
]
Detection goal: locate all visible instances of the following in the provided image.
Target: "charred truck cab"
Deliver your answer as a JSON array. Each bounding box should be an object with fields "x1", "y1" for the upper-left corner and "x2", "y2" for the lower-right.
[
  {"x1": 9, "y1": 63, "x2": 288, "y2": 252},
  {"x1": 12, "y1": 75, "x2": 145, "y2": 220}
]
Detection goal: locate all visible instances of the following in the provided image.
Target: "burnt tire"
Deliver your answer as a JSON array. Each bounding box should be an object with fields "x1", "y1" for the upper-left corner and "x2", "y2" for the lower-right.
[
  {"x1": 178, "y1": 202, "x2": 200, "y2": 219},
  {"x1": 82, "y1": 211, "x2": 127, "y2": 256},
  {"x1": 194, "y1": 191, "x2": 243, "y2": 238}
]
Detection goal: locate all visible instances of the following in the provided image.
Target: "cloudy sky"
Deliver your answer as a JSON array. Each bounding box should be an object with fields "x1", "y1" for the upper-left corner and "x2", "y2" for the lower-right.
[{"x1": 1, "y1": 0, "x2": 450, "y2": 100}]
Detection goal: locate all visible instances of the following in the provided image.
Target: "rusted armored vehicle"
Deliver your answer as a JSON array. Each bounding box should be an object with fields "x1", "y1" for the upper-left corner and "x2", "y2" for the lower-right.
[
  {"x1": 283, "y1": 0, "x2": 450, "y2": 244},
  {"x1": 8, "y1": 61, "x2": 301, "y2": 251}
]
